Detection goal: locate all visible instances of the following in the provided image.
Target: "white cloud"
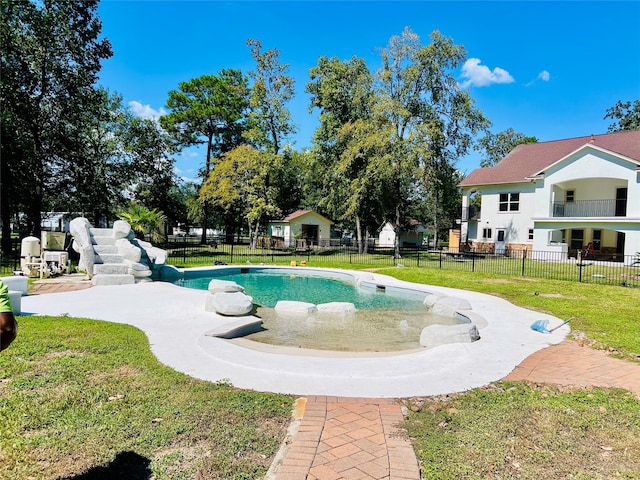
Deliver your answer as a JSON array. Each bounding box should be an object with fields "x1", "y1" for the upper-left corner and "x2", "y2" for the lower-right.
[
  {"x1": 459, "y1": 58, "x2": 515, "y2": 88},
  {"x1": 538, "y1": 70, "x2": 550, "y2": 81},
  {"x1": 128, "y1": 101, "x2": 166, "y2": 120}
]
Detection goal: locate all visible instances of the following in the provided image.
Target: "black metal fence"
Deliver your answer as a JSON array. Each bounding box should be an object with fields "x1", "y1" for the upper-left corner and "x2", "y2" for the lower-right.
[
  {"x1": 2, "y1": 235, "x2": 637, "y2": 288},
  {"x1": 162, "y1": 240, "x2": 640, "y2": 288},
  {"x1": 0, "y1": 239, "x2": 21, "y2": 276}
]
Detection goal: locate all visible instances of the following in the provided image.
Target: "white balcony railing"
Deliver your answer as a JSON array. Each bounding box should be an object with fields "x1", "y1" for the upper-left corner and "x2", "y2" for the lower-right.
[{"x1": 551, "y1": 199, "x2": 627, "y2": 217}]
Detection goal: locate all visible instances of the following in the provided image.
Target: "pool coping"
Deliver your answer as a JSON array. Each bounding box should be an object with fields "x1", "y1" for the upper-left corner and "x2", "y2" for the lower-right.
[{"x1": 21, "y1": 266, "x2": 569, "y2": 398}]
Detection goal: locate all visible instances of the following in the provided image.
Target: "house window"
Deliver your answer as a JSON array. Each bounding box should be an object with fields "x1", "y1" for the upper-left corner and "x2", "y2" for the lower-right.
[
  {"x1": 482, "y1": 228, "x2": 492, "y2": 239},
  {"x1": 592, "y1": 230, "x2": 602, "y2": 250},
  {"x1": 528, "y1": 228, "x2": 534, "y2": 241},
  {"x1": 566, "y1": 190, "x2": 575, "y2": 203},
  {"x1": 499, "y1": 193, "x2": 520, "y2": 212},
  {"x1": 570, "y1": 229, "x2": 584, "y2": 250}
]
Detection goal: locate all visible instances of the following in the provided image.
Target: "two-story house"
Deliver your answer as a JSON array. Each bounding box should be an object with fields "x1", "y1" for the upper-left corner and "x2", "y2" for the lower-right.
[{"x1": 459, "y1": 130, "x2": 640, "y2": 262}]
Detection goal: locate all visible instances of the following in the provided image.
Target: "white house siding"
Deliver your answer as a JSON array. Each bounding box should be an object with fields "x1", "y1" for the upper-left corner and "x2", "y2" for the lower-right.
[
  {"x1": 533, "y1": 148, "x2": 639, "y2": 218},
  {"x1": 476, "y1": 182, "x2": 537, "y2": 247},
  {"x1": 531, "y1": 147, "x2": 640, "y2": 259}
]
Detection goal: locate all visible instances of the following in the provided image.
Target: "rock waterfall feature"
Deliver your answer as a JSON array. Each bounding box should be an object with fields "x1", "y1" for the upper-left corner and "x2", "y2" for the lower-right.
[{"x1": 70, "y1": 217, "x2": 168, "y2": 286}]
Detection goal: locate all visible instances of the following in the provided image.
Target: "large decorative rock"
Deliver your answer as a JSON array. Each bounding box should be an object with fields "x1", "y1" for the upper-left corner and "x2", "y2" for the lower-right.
[
  {"x1": 70, "y1": 217, "x2": 95, "y2": 278},
  {"x1": 316, "y1": 302, "x2": 356, "y2": 315},
  {"x1": 206, "y1": 292, "x2": 254, "y2": 316},
  {"x1": 274, "y1": 301, "x2": 317, "y2": 316},
  {"x1": 113, "y1": 220, "x2": 132, "y2": 239},
  {"x1": 208, "y1": 279, "x2": 245, "y2": 294},
  {"x1": 429, "y1": 296, "x2": 472, "y2": 318},
  {"x1": 419, "y1": 324, "x2": 480, "y2": 349},
  {"x1": 423, "y1": 294, "x2": 445, "y2": 308},
  {"x1": 115, "y1": 238, "x2": 143, "y2": 263},
  {"x1": 132, "y1": 238, "x2": 168, "y2": 266},
  {"x1": 125, "y1": 260, "x2": 153, "y2": 278}
]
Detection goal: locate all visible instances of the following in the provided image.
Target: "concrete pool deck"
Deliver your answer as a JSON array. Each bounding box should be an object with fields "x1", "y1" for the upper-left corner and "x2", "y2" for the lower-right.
[{"x1": 21, "y1": 268, "x2": 569, "y2": 398}]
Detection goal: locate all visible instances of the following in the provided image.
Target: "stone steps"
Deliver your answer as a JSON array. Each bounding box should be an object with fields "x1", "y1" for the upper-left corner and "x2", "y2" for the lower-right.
[
  {"x1": 93, "y1": 263, "x2": 129, "y2": 275},
  {"x1": 90, "y1": 227, "x2": 114, "y2": 237},
  {"x1": 91, "y1": 236, "x2": 116, "y2": 246},
  {"x1": 92, "y1": 273, "x2": 135, "y2": 286},
  {"x1": 94, "y1": 253, "x2": 124, "y2": 264},
  {"x1": 93, "y1": 245, "x2": 118, "y2": 255}
]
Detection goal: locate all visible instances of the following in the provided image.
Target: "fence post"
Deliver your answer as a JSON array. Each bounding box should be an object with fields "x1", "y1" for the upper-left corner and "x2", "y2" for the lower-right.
[
  {"x1": 230, "y1": 242, "x2": 234, "y2": 264},
  {"x1": 521, "y1": 248, "x2": 527, "y2": 276},
  {"x1": 439, "y1": 249, "x2": 442, "y2": 269},
  {"x1": 578, "y1": 261, "x2": 583, "y2": 282},
  {"x1": 472, "y1": 251, "x2": 475, "y2": 272},
  {"x1": 182, "y1": 242, "x2": 186, "y2": 264}
]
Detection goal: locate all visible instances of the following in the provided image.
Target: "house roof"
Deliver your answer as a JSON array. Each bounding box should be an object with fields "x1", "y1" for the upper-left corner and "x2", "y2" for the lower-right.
[
  {"x1": 279, "y1": 210, "x2": 333, "y2": 224},
  {"x1": 459, "y1": 130, "x2": 640, "y2": 188}
]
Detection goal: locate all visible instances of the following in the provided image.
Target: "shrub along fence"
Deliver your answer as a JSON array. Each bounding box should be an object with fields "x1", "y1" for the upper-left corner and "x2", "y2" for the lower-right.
[{"x1": 163, "y1": 239, "x2": 640, "y2": 288}]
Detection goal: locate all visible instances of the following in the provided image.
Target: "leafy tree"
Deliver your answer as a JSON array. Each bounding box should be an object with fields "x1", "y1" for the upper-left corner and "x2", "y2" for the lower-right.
[
  {"x1": 126, "y1": 115, "x2": 180, "y2": 229},
  {"x1": 0, "y1": 0, "x2": 112, "y2": 251},
  {"x1": 160, "y1": 71, "x2": 250, "y2": 241},
  {"x1": 200, "y1": 145, "x2": 284, "y2": 247},
  {"x1": 246, "y1": 39, "x2": 296, "y2": 154},
  {"x1": 118, "y1": 203, "x2": 166, "y2": 244},
  {"x1": 605, "y1": 100, "x2": 640, "y2": 132},
  {"x1": 160, "y1": 71, "x2": 249, "y2": 175},
  {"x1": 306, "y1": 55, "x2": 375, "y2": 251},
  {"x1": 50, "y1": 89, "x2": 134, "y2": 225},
  {"x1": 375, "y1": 28, "x2": 489, "y2": 253},
  {"x1": 475, "y1": 128, "x2": 538, "y2": 167}
]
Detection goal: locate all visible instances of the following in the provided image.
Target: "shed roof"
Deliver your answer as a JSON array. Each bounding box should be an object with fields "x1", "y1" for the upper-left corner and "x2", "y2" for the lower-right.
[
  {"x1": 279, "y1": 210, "x2": 333, "y2": 224},
  {"x1": 459, "y1": 130, "x2": 640, "y2": 188}
]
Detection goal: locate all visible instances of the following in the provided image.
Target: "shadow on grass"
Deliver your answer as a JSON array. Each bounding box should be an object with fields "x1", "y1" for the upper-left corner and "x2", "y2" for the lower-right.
[{"x1": 60, "y1": 451, "x2": 151, "y2": 480}]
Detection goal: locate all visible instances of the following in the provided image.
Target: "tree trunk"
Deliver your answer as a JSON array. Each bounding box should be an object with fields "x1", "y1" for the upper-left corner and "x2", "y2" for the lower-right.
[
  {"x1": 394, "y1": 204, "x2": 401, "y2": 259},
  {"x1": 355, "y1": 216, "x2": 363, "y2": 254}
]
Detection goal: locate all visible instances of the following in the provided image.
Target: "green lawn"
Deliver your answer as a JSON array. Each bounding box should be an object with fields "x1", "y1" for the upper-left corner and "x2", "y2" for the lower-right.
[
  {"x1": 0, "y1": 317, "x2": 292, "y2": 480},
  {"x1": 1, "y1": 265, "x2": 638, "y2": 479}
]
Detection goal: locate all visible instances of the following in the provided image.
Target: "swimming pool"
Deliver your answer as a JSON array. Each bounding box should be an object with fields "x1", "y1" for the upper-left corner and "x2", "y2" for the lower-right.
[{"x1": 176, "y1": 267, "x2": 461, "y2": 351}]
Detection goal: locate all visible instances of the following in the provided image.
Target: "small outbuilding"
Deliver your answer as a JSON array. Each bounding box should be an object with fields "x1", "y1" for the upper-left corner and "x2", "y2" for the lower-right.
[
  {"x1": 267, "y1": 210, "x2": 334, "y2": 248},
  {"x1": 378, "y1": 220, "x2": 429, "y2": 247}
]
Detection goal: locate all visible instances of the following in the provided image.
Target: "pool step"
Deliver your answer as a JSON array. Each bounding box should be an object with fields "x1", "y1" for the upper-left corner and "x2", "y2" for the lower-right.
[
  {"x1": 93, "y1": 263, "x2": 129, "y2": 275},
  {"x1": 92, "y1": 273, "x2": 135, "y2": 286}
]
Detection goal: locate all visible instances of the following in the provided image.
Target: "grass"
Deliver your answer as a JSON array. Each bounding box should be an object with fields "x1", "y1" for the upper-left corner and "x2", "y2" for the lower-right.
[
  {"x1": 375, "y1": 266, "x2": 640, "y2": 361},
  {"x1": 375, "y1": 266, "x2": 640, "y2": 479},
  {"x1": 1, "y1": 264, "x2": 639, "y2": 479},
  {"x1": 0, "y1": 316, "x2": 292, "y2": 480},
  {"x1": 403, "y1": 384, "x2": 640, "y2": 479}
]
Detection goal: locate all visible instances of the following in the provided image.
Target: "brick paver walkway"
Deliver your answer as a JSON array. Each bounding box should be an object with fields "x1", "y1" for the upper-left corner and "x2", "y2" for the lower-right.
[
  {"x1": 29, "y1": 279, "x2": 93, "y2": 294},
  {"x1": 28, "y1": 279, "x2": 640, "y2": 479},
  {"x1": 504, "y1": 340, "x2": 640, "y2": 393},
  {"x1": 271, "y1": 397, "x2": 420, "y2": 480}
]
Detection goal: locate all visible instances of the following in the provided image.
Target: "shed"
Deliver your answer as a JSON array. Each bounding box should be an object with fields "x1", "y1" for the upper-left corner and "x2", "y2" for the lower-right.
[{"x1": 267, "y1": 210, "x2": 334, "y2": 248}]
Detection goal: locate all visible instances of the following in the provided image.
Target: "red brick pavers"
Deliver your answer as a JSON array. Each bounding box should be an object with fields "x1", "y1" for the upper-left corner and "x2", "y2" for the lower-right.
[
  {"x1": 274, "y1": 396, "x2": 420, "y2": 480},
  {"x1": 504, "y1": 340, "x2": 640, "y2": 393},
  {"x1": 28, "y1": 277, "x2": 93, "y2": 295}
]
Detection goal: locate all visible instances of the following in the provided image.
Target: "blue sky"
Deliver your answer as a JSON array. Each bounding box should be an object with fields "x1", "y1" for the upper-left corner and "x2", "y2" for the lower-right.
[{"x1": 97, "y1": 0, "x2": 640, "y2": 182}]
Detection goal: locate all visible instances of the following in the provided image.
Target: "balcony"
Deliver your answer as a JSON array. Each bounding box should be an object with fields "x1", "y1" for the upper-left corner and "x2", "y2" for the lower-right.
[
  {"x1": 551, "y1": 198, "x2": 627, "y2": 218},
  {"x1": 461, "y1": 205, "x2": 481, "y2": 222}
]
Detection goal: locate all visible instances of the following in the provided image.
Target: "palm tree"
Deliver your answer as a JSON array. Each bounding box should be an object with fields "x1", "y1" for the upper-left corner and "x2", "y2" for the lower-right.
[{"x1": 118, "y1": 203, "x2": 166, "y2": 244}]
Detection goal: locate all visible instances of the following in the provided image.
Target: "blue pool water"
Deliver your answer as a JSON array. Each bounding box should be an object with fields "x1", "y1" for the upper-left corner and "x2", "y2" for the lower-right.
[
  {"x1": 177, "y1": 268, "x2": 461, "y2": 351},
  {"x1": 180, "y1": 270, "x2": 427, "y2": 311}
]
